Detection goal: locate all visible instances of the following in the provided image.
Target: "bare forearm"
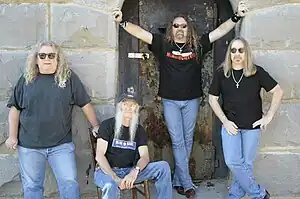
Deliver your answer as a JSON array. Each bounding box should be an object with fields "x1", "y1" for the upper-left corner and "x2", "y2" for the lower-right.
[
  {"x1": 82, "y1": 103, "x2": 99, "y2": 127},
  {"x1": 209, "y1": 19, "x2": 236, "y2": 43},
  {"x1": 266, "y1": 89, "x2": 284, "y2": 118},
  {"x1": 218, "y1": 19, "x2": 236, "y2": 36},
  {"x1": 8, "y1": 107, "x2": 20, "y2": 138},
  {"x1": 136, "y1": 157, "x2": 149, "y2": 171},
  {"x1": 96, "y1": 154, "x2": 117, "y2": 179},
  {"x1": 122, "y1": 22, "x2": 152, "y2": 44},
  {"x1": 209, "y1": 97, "x2": 228, "y2": 124}
]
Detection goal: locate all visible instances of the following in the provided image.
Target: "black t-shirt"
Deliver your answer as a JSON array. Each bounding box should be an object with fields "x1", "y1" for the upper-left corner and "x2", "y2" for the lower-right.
[
  {"x1": 7, "y1": 71, "x2": 91, "y2": 148},
  {"x1": 97, "y1": 118, "x2": 148, "y2": 168},
  {"x1": 209, "y1": 66, "x2": 278, "y2": 129},
  {"x1": 149, "y1": 33, "x2": 212, "y2": 100}
]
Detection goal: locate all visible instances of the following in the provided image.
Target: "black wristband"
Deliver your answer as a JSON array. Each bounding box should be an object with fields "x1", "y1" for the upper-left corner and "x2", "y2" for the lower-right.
[
  {"x1": 231, "y1": 12, "x2": 241, "y2": 23},
  {"x1": 120, "y1": 21, "x2": 127, "y2": 28}
]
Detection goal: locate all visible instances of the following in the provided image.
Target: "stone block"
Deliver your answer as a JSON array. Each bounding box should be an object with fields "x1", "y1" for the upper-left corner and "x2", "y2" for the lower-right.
[
  {"x1": 254, "y1": 152, "x2": 300, "y2": 196},
  {"x1": 72, "y1": 0, "x2": 106, "y2": 9},
  {"x1": 66, "y1": 50, "x2": 118, "y2": 100},
  {"x1": 252, "y1": 50, "x2": 300, "y2": 100},
  {"x1": 241, "y1": 4, "x2": 300, "y2": 50},
  {"x1": 0, "y1": 155, "x2": 19, "y2": 188},
  {"x1": 229, "y1": 0, "x2": 289, "y2": 10},
  {"x1": 260, "y1": 103, "x2": 300, "y2": 148},
  {"x1": 0, "y1": 101, "x2": 9, "y2": 145},
  {"x1": 51, "y1": 4, "x2": 116, "y2": 49},
  {"x1": 0, "y1": 4, "x2": 48, "y2": 48},
  {"x1": 0, "y1": 51, "x2": 28, "y2": 101}
]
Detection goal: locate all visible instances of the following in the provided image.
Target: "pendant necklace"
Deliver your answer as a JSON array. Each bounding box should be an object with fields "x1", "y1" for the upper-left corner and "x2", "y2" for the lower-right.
[
  {"x1": 174, "y1": 42, "x2": 186, "y2": 53},
  {"x1": 232, "y1": 70, "x2": 244, "y2": 88}
]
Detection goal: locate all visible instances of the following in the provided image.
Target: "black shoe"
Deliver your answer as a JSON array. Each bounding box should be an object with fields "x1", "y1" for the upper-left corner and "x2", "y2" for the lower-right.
[
  {"x1": 264, "y1": 190, "x2": 270, "y2": 199},
  {"x1": 174, "y1": 186, "x2": 185, "y2": 195},
  {"x1": 185, "y1": 188, "x2": 196, "y2": 198}
]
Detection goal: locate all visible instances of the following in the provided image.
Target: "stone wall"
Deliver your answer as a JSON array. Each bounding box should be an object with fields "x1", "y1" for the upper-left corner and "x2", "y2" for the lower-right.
[
  {"x1": 230, "y1": 0, "x2": 300, "y2": 197},
  {"x1": 1, "y1": 0, "x2": 300, "y2": 198},
  {"x1": 0, "y1": 1, "x2": 119, "y2": 198}
]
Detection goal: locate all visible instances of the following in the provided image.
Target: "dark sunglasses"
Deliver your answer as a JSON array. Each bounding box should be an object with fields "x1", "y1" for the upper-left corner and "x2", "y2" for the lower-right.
[
  {"x1": 230, "y1": 48, "x2": 245, "y2": 54},
  {"x1": 173, "y1": 23, "x2": 187, "y2": 29},
  {"x1": 37, "y1": 53, "x2": 56, "y2": 60}
]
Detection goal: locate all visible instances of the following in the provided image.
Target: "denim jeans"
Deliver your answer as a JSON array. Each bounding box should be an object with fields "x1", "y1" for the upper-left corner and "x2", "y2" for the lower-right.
[
  {"x1": 94, "y1": 161, "x2": 172, "y2": 199},
  {"x1": 221, "y1": 127, "x2": 266, "y2": 199},
  {"x1": 18, "y1": 142, "x2": 80, "y2": 199},
  {"x1": 162, "y1": 98, "x2": 200, "y2": 191}
]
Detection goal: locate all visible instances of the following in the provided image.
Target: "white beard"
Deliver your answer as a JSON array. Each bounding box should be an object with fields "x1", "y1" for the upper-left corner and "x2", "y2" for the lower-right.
[{"x1": 114, "y1": 103, "x2": 139, "y2": 142}]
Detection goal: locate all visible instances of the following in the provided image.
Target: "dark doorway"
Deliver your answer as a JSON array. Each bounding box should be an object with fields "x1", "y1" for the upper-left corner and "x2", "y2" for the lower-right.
[{"x1": 118, "y1": 0, "x2": 234, "y2": 180}]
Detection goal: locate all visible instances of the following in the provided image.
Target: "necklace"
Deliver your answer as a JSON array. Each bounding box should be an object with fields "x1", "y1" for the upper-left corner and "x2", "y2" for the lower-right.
[
  {"x1": 231, "y1": 70, "x2": 244, "y2": 88},
  {"x1": 174, "y1": 42, "x2": 186, "y2": 53}
]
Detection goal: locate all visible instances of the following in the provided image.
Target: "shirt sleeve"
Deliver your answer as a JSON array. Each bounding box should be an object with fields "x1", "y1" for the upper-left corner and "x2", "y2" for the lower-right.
[
  {"x1": 96, "y1": 119, "x2": 113, "y2": 141},
  {"x1": 137, "y1": 125, "x2": 148, "y2": 147},
  {"x1": 70, "y1": 71, "x2": 91, "y2": 107},
  {"x1": 148, "y1": 33, "x2": 164, "y2": 57},
  {"x1": 209, "y1": 69, "x2": 222, "y2": 96},
  {"x1": 200, "y1": 33, "x2": 212, "y2": 55},
  {"x1": 7, "y1": 76, "x2": 25, "y2": 110},
  {"x1": 257, "y1": 66, "x2": 278, "y2": 92}
]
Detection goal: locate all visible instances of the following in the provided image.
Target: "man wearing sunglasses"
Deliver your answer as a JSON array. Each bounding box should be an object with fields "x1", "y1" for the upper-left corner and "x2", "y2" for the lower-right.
[
  {"x1": 113, "y1": 1, "x2": 248, "y2": 198},
  {"x1": 5, "y1": 41, "x2": 99, "y2": 199},
  {"x1": 208, "y1": 37, "x2": 283, "y2": 199}
]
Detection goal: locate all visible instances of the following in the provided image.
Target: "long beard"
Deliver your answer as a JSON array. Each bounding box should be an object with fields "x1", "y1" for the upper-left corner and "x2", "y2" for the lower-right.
[{"x1": 114, "y1": 103, "x2": 139, "y2": 142}]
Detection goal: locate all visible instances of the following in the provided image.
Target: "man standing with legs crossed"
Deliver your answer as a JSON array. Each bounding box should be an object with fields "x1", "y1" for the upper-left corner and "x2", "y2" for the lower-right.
[{"x1": 209, "y1": 37, "x2": 284, "y2": 199}]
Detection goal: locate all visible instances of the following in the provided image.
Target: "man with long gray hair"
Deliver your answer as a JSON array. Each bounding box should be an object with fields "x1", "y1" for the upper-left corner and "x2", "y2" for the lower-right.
[
  {"x1": 113, "y1": 1, "x2": 249, "y2": 198},
  {"x1": 5, "y1": 41, "x2": 99, "y2": 199},
  {"x1": 94, "y1": 88, "x2": 172, "y2": 199},
  {"x1": 208, "y1": 37, "x2": 284, "y2": 199}
]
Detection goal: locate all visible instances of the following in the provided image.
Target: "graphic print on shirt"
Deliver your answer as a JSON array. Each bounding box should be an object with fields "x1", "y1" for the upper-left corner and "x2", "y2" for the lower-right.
[
  {"x1": 166, "y1": 50, "x2": 196, "y2": 61},
  {"x1": 112, "y1": 138, "x2": 137, "y2": 150}
]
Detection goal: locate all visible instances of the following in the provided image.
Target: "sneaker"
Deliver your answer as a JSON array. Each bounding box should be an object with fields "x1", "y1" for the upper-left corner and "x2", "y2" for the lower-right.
[
  {"x1": 185, "y1": 188, "x2": 196, "y2": 198},
  {"x1": 174, "y1": 186, "x2": 185, "y2": 195},
  {"x1": 264, "y1": 190, "x2": 270, "y2": 199}
]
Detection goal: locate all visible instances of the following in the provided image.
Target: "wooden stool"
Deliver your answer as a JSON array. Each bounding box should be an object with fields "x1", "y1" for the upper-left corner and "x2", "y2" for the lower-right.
[{"x1": 87, "y1": 129, "x2": 151, "y2": 199}]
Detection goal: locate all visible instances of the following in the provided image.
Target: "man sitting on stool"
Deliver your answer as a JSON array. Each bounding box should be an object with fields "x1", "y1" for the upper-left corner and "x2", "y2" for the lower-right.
[{"x1": 94, "y1": 88, "x2": 172, "y2": 199}]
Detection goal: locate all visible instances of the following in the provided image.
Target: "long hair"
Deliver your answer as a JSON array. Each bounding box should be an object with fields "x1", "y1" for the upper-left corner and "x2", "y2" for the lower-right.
[
  {"x1": 114, "y1": 102, "x2": 140, "y2": 142},
  {"x1": 24, "y1": 41, "x2": 71, "y2": 88},
  {"x1": 165, "y1": 14, "x2": 201, "y2": 57},
  {"x1": 220, "y1": 37, "x2": 256, "y2": 78}
]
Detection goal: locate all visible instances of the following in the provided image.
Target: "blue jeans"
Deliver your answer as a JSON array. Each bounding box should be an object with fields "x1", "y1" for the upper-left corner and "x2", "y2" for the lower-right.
[
  {"x1": 18, "y1": 142, "x2": 80, "y2": 199},
  {"x1": 162, "y1": 98, "x2": 199, "y2": 191},
  {"x1": 221, "y1": 127, "x2": 266, "y2": 199},
  {"x1": 94, "y1": 161, "x2": 172, "y2": 199}
]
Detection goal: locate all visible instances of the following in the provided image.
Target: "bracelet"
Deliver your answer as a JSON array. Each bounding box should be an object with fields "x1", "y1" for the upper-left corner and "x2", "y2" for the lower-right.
[
  {"x1": 120, "y1": 21, "x2": 127, "y2": 28},
  {"x1": 231, "y1": 12, "x2": 241, "y2": 23}
]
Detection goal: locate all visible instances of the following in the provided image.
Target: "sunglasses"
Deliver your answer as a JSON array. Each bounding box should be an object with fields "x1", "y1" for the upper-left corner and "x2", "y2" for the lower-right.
[
  {"x1": 37, "y1": 53, "x2": 56, "y2": 60},
  {"x1": 230, "y1": 48, "x2": 245, "y2": 54},
  {"x1": 173, "y1": 23, "x2": 187, "y2": 29}
]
